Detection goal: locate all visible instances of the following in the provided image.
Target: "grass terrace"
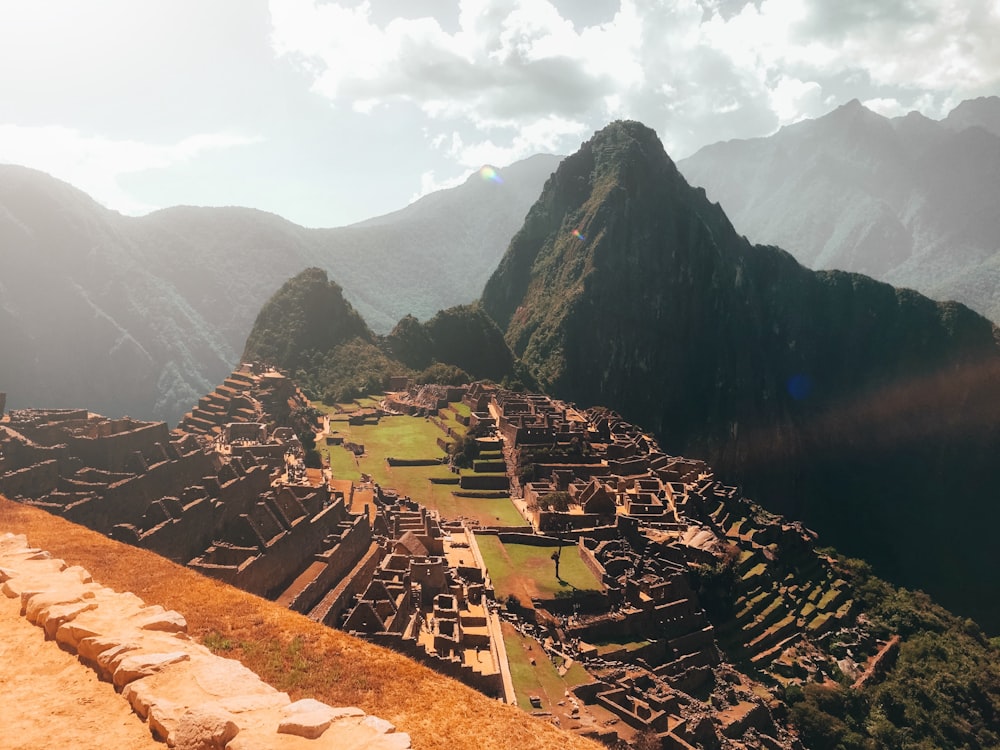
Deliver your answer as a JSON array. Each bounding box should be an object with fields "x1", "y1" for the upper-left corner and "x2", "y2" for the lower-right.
[
  {"x1": 476, "y1": 536, "x2": 603, "y2": 604},
  {"x1": 502, "y1": 621, "x2": 591, "y2": 713},
  {"x1": 450, "y1": 401, "x2": 472, "y2": 419},
  {"x1": 591, "y1": 637, "x2": 653, "y2": 657},
  {"x1": 317, "y1": 409, "x2": 524, "y2": 527}
]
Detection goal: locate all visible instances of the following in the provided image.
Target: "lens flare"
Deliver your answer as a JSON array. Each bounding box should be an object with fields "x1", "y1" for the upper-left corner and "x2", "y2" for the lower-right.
[
  {"x1": 787, "y1": 374, "x2": 812, "y2": 400},
  {"x1": 479, "y1": 166, "x2": 503, "y2": 184}
]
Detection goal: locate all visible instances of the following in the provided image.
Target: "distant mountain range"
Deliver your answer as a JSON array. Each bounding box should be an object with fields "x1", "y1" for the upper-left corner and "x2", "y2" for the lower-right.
[
  {"x1": 679, "y1": 95, "x2": 1000, "y2": 323},
  {"x1": 482, "y1": 120, "x2": 1000, "y2": 630},
  {"x1": 0, "y1": 155, "x2": 558, "y2": 422}
]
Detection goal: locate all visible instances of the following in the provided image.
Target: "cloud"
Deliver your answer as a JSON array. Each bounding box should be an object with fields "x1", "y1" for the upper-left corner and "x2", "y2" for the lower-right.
[
  {"x1": 0, "y1": 125, "x2": 261, "y2": 214},
  {"x1": 269, "y1": 0, "x2": 1000, "y2": 163}
]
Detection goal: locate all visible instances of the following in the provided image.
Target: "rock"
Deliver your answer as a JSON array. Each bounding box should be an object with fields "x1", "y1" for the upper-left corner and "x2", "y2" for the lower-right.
[
  {"x1": 0, "y1": 533, "x2": 29, "y2": 554},
  {"x1": 359, "y1": 733, "x2": 412, "y2": 750},
  {"x1": 277, "y1": 699, "x2": 339, "y2": 739},
  {"x1": 190, "y1": 656, "x2": 274, "y2": 698},
  {"x1": 361, "y1": 715, "x2": 396, "y2": 734},
  {"x1": 25, "y1": 583, "x2": 96, "y2": 623},
  {"x1": 214, "y1": 692, "x2": 291, "y2": 714},
  {"x1": 327, "y1": 706, "x2": 366, "y2": 721},
  {"x1": 113, "y1": 650, "x2": 192, "y2": 689},
  {"x1": 147, "y1": 697, "x2": 186, "y2": 741},
  {"x1": 41, "y1": 600, "x2": 98, "y2": 639},
  {"x1": 0, "y1": 535, "x2": 412, "y2": 750},
  {"x1": 169, "y1": 705, "x2": 240, "y2": 750},
  {"x1": 135, "y1": 604, "x2": 188, "y2": 633}
]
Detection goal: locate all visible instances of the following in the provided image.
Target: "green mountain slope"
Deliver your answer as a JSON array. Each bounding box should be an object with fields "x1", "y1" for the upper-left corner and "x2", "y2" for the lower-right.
[
  {"x1": 482, "y1": 120, "x2": 1000, "y2": 630},
  {"x1": 243, "y1": 268, "x2": 519, "y2": 402}
]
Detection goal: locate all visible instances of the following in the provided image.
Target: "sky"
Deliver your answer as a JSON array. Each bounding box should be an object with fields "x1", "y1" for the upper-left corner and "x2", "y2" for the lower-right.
[{"x1": 1, "y1": 0, "x2": 998, "y2": 228}]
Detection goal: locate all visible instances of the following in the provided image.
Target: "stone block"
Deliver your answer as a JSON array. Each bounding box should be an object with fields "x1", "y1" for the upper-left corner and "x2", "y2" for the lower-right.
[
  {"x1": 24, "y1": 582, "x2": 96, "y2": 623},
  {"x1": 277, "y1": 699, "x2": 339, "y2": 739},
  {"x1": 134, "y1": 604, "x2": 188, "y2": 634},
  {"x1": 170, "y1": 705, "x2": 240, "y2": 750},
  {"x1": 362, "y1": 715, "x2": 396, "y2": 734},
  {"x1": 41, "y1": 599, "x2": 99, "y2": 639},
  {"x1": 113, "y1": 650, "x2": 192, "y2": 689}
]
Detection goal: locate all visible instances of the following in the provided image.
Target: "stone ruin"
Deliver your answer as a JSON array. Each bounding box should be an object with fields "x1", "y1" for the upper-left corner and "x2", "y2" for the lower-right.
[
  {"x1": 0, "y1": 370, "x2": 899, "y2": 750},
  {"x1": 0, "y1": 532, "x2": 410, "y2": 749},
  {"x1": 464, "y1": 386, "x2": 876, "y2": 749},
  {"x1": 0, "y1": 365, "x2": 377, "y2": 606},
  {"x1": 333, "y1": 491, "x2": 511, "y2": 701}
]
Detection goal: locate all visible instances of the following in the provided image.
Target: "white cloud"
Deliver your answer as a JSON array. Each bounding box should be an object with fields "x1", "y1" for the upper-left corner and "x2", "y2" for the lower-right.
[
  {"x1": 863, "y1": 97, "x2": 906, "y2": 118},
  {"x1": 268, "y1": 0, "x2": 1000, "y2": 163},
  {"x1": 442, "y1": 115, "x2": 587, "y2": 168},
  {"x1": 0, "y1": 125, "x2": 261, "y2": 214},
  {"x1": 411, "y1": 168, "x2": 471, "y2": 203},
  {"x1": 770, "y1": 77, "x2": 824, "y2": 125}
]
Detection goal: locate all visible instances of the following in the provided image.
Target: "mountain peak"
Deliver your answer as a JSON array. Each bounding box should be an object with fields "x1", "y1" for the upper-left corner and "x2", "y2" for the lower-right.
[
  {"x1": 584, "y1": 119, "x2": 676, "y2": 176},
  {"x1": 942, "y1": 95, "x2": 1000, "y2": 137},
  {"x1": 826, "y1": 97, "x2": 883, "y2": 124},
  {"x1": 482, "y1": 118, "x2": 743, "y2": 362}
]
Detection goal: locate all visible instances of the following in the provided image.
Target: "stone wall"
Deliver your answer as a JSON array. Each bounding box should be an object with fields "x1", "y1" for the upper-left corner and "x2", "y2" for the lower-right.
[
  {"x1": 0, "y1": 459, "x2": 61, "y2": 498},
  {"x1": 279, "y1": 516, "x2": 374, "y2": 614},
  {"x1": 67, "y1": 421, "x2": 172, "y2": 474},
  {"x1": 311, "y1": 543, "x2": 384, "y2": 628},
  {"x1": 0, "y1": 532, "x2": 410, "y2": 749}
]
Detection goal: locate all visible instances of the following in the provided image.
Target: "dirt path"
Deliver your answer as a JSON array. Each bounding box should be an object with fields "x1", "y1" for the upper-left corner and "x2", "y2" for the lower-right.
[{"x1": 0, "y1": 593, "x2": 162, "y2": 750}]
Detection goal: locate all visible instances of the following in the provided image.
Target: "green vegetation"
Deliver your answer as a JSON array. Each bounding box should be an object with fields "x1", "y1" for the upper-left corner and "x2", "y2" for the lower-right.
[
  {"x1": 450, "y1": 401, "x2": 472, "y2": 418},
  {"x1": 319, "y1": 413, "x2": 523, "y2": 527},
  {"x1": 385, "y1": 314, "x2": 434, "y2": 369},
  {"x1": 421, "y1": 304, "x2": 516, "y2": 383},
  {"x1": 449, "y1": 433, "x2": 480, "y2": 469},
  {"x1": 245, "y1": 270, "x2": 526, "y2": 402},
  {"x1": 297, "y1": 338, "x2": 405, "y2": 404},
  {"x1": 533, "y1": 491, "x2": 571, "y2": 512},
  {"x1": 781, "y1": 556, "x2": 1000, "y2": 749},
  {"x1": 476, "y1": 536, "x2": 602, "y2": 603},
  {"x1": 591, "y1": 638, "x2": 652, "y2": 656},
  {"x1": 501, "y1": 622, "x2": 591, "y2": 712},
  {"x1": 243, "y1": 268, "x2": 371, "y2": 373}
]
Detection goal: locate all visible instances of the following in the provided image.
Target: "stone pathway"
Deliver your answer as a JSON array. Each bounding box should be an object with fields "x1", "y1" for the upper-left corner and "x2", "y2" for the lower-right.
[{"x1": 0, "y1": 532, "x2": 411, "y2": 750}]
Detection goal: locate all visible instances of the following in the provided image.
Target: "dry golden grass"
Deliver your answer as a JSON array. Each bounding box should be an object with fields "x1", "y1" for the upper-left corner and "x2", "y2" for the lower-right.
[{"x1": 0, "y1": 497, "x2": 601, "y2": 750}]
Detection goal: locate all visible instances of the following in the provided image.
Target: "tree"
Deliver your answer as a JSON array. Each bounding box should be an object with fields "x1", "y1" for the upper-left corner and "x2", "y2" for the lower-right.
[
  {"x1": 450, "y1": 434, "x2": 480, "y2": 468},
  {"x1": 538, "y1": 491, "x2": 571, "y2": 512}
]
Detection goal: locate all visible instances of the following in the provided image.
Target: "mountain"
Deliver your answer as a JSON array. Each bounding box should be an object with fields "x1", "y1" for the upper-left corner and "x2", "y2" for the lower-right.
[
  {"x1": 242, "y1": 267, "x2": 372, "y2": 372},
  {"x1": 482, "y1": 120, "x2": 1000, "y2": 630},
  {"x1": 243, "y1": 267, "x2": 519, "y2": 403},
  {"x1": 0, "y1": 155, "x2": 558, "y2": 422},
  {"x1": 678, "y1": 96, "x2": 1000, "y2": 322}
]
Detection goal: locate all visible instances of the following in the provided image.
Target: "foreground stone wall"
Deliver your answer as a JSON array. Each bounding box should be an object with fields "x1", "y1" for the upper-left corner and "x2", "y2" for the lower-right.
[{"x1": 0, "y1": 532, "x2": 410, "y2": 750}]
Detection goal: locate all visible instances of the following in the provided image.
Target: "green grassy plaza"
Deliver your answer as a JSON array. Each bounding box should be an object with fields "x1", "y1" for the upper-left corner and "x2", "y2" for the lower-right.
[
  {"x1": 316, "y1": 405, "x2": 525, "y2": 528},
  {"x1": 475, "y1": 535, "x2": 603, "y2": 604},
  {"x1": 501, "y1": 621, "x2": 591, "y2": 712}
]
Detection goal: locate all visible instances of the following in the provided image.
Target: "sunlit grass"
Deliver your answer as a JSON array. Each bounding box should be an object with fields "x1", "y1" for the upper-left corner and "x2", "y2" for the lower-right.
[
  {"x1": 502, "y1": 622, "x2": 591, "y2": 712},
  {"x1": 476, "y1": 536, "x2": 603, "y2": 602},
  {"x1": 319, "y1": 414, "x2": 522, "y2": 526}
]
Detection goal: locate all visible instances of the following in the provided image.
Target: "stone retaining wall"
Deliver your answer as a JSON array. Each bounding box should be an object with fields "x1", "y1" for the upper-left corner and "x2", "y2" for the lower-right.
[{"x1": 0, "y1": 532, "x2": 409, "y2": 750}]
